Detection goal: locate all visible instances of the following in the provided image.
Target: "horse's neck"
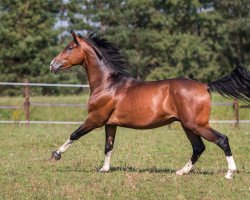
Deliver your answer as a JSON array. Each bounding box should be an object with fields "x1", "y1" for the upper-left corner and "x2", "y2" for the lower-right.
[{"x1": 84, "y1": 57, "x2": 109, "y2": 92}]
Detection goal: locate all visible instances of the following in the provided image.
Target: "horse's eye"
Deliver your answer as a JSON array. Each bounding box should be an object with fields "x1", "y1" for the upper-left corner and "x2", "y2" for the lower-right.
[{"x1": 68, "y1": 46, "x2": 74, "y2": 50}]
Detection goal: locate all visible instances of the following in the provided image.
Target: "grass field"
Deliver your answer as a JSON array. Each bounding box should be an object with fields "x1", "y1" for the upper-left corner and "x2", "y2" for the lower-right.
[{"x1": 0, "y1": 95, "x2": 250, "y2": 199}]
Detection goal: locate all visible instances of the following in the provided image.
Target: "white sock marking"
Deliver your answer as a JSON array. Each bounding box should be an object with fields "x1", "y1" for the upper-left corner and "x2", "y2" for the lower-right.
[
  {"x1": 225, "y1": 156, "x2": 237, "y2": 179},
  {"x1": 176, "y1": 160, "x2": 193, "y2": 175},
  {"x1": 56, "y1": 139, "x2": 74, "y2": 154},
  {"x1": 100, "y1": 151, "x2": 112, "y2": 172}
]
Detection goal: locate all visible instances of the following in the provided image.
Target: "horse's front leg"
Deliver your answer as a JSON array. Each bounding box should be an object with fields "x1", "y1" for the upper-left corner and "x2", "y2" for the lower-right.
[
  {"x1": 99, "y1": 125, "x2": 117, "y2": 172},
  {"x1": 50, "y1": 118, "x2": 96, "y2": 161}
]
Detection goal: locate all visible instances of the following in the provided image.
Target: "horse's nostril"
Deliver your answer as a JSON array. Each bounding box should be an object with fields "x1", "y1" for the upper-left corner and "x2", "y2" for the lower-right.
[{"x1": 50, "y1": 63, "x2": 63, "y2": 73}]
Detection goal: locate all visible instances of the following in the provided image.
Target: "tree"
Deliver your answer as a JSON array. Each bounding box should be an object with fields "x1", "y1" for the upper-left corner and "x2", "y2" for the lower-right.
[
  {"x1": 213, "y1": 0, "x2": 250, "y2": 70},
  {"x1": 0, "y1": 0, "x2": 81, "y2": 95},
  {"x1": 1, "y1": 0, "x2": 249, "y2": 96},
  {"x1": 65, "y1": 0, "x2": 241, "y2": 82},
  {"x1": 79, "y1": 0, "x2": 171, "y2": 79}
]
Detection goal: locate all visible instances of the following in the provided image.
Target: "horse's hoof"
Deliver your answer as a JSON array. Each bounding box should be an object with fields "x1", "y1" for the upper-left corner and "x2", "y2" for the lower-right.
[{"x1": 50, "y1": 151, "x2": 61, "y2": 161}]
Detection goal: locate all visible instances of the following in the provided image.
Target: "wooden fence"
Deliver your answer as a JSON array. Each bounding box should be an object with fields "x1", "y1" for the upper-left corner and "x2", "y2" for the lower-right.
[
  {"x1": 0, "y1": 80, "x2": 89, "y2": 126},
  {"x1": 0, "y1": 80, "x2": 249, "y2": 126}
]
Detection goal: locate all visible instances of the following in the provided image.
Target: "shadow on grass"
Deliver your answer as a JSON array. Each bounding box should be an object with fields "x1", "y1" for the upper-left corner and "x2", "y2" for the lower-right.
[
  {"x1": 55, "y1": 165, "x2": 215, "y2": 175},
  {"x1": 110, "y1": 166, "x2": 175, "y2": 173},
  {"x1": 110, "y1": 166, "x2": 215, "y2": 175}
]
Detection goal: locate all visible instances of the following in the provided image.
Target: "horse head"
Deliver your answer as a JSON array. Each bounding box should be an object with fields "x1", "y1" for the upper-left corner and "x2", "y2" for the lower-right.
[{"x1": 50, "y1": 30, "x2": 102, "y2": 73}]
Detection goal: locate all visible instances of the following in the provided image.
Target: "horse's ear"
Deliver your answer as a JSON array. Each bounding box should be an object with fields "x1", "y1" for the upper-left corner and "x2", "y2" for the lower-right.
[{"x1": 71, "y1": 30, "x2": 79, "y2": 45}]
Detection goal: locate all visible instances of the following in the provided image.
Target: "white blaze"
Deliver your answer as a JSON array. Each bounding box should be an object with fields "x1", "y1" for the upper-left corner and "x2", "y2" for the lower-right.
[{"x1": 50, "y1": 59, "x2": 55, "y2": 71}]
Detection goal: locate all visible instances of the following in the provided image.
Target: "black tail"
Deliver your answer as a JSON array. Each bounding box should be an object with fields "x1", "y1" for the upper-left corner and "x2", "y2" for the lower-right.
[{"x1": 208, "y1": 65, "x2": 250, "y2": 103}]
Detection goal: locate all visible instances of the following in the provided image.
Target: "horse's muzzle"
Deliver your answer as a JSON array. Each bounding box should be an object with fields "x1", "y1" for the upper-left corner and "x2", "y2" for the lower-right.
[{"x1": 50, "y1": 60, "x2": 63, "y2": 73}]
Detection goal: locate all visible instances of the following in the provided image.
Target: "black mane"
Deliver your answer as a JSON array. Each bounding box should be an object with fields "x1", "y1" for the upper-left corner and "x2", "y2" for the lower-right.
[{"x1": 82, "y1": 33, "x2": 130, "y2": 76}]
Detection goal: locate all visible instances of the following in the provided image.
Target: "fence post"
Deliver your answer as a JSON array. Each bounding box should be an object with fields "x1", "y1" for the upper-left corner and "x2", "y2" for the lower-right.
[
  {"x1": 24, "y1": 79, "x2": 30, "y2": 126},
  {"x1": 233, "y1": 99, "x2": 239, "y2": 128}
]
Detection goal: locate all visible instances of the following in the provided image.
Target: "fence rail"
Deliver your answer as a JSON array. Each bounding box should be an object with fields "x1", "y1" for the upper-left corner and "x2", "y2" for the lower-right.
[
  {"x1": 212, "y1": 102, "x2": 234, "y2": 106},
  {"x1": 0, "y1": 80, "x2": 249, "y2": 126},
  {"x1": 0, "y1": 105, "x2": 24, "y2": 109},
  {"x1": 0, "y1": 82, "x2": 89, "y2": 88},
  {"x1": 0, "y1": 120, "x2": 83, "y2": 125},
  {"x1": 30, "y1": 102, "x2": 87, "y2": 107}
]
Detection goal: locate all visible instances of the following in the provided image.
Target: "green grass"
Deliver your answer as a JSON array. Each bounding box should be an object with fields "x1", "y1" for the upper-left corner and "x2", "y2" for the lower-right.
[{"x1": 0, "y1": 124, "x2": 249, "y2": 199}]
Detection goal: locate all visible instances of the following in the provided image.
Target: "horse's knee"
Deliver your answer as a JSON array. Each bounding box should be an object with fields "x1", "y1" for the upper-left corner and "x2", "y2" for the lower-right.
[
  {"x1": 70, "y1": 132, "x2": 81, "y2": 140},
  {"x1": 69, "y1": 127, "x2": 89, "y2": 140},
  {"x1": 69, "y1": 121, "x2": 97, "y2": 140}
]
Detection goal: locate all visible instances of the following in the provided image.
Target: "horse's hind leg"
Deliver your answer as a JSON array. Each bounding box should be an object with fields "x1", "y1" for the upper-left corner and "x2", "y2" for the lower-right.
[
  {"x1": 209, "y1": 128, "x2": 237, "y2": 179},
  {"x1": 176, "y1": 127, "x2": 205, "y2": 175},
  {"x1": 180, "y1": 124, "x2": 236, "y2": 179},
  {"x1": 99, "y1": 125, "x2": 117, "y2": 172}
]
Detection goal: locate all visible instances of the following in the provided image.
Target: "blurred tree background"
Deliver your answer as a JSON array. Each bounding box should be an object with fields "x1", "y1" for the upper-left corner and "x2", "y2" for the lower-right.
[{"x1": 0, "y1": 0, "x2": 249, "y2": 95}]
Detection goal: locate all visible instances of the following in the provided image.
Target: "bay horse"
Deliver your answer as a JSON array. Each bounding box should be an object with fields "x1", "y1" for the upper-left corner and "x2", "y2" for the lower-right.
[{"x1": 50, "y1": 31, "x2": 250, "y2": 179}]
